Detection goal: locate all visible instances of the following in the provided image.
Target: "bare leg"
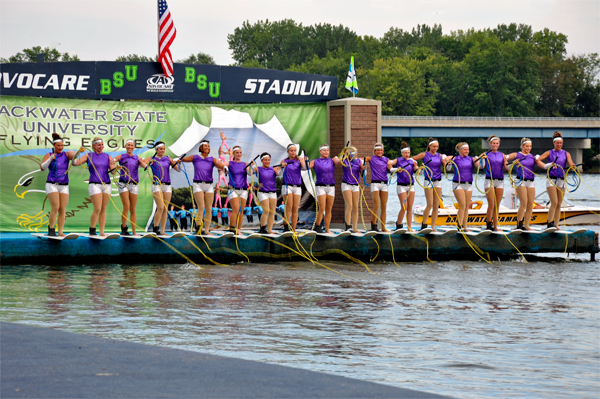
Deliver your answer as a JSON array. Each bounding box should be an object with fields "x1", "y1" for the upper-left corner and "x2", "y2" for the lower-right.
[
  {"x1": 423, "y1": 188, "x2": 434, "y2": 228},
  {"x1": 98, "y1": 192, "x2": 110, "y2": 235},
  {"x1": 129, "y1": 193, "x2": 138, "y2": 235},
  {"x1": 160, "y1": 192, "x2": 172, "y2": 235},
  {"x1": 430, "y1": 187, "x2": 442, "y2": 230},
  {"x1": 554, "y1": 187, "x2": 565, "y2": 229},
  {"x1": 492, "y1": 187, "x2": 503, "y2": 230},
  {"x1": 57, "y1": 193, "x2": 69, "y2": 236},
  {"x1": 454, "y1": 189, "x2": 466, "y2": 228},
  {"x1": 152, "y1": 192, "x2": 165, "y2": 231},
  {"x1": 379, "y1": 190, "x2": 389, "y2": 231},
  {"x1": 316, "y1": 194, "x2": 326, "y2": 226},
  {"x1": 324, "y1": 195, "x2": 334, "y2": 233},
  {"x1": 342, "y1": 190, "x2": 353, "y2": 226},
  {"x1": 351, "y1": 191, "x2": 360, "y2": 232},
  {"x1": 47, "y1": 192, "x2": 59, "y2": 230},
  {"x1": 203, "y1": 192, "x2": 214, "y2": 234},
  {"x1": 371, "y1": 190, "x2": 380, "y2": 225},
  {"x1": 290, "y1": 194, "x2": 301, "y2": 230},
  {"x1": 524, "y1": 187, "x2": 535, "y2": 229},
  {"x1": 90, "y1": 193, "x2": 103, "y2": 230},
  {"x1": 119, "y1": 191, "x2": 130, "y2": 228}
]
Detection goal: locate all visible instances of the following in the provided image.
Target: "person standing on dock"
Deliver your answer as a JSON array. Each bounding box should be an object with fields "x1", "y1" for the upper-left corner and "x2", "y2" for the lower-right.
[
  {"x1": 309, "y1": 144, "x2": 341, "y2": 234},
  {"x1": 506, "y1": 138, "x2": 537, "y2": 231},
  {"x1": 114, "y1": 140, "x2": 147, "y2": 236},
  {"x1": 178, "y1": 205, "x2": 189, "y2": 231},
  {"x1": 180, "y1": 140, "x2": 223, "y2": 235},
  {"x1": 280, "y1": 144, "x2": 308, "y2": 232},
  {"x1": 479, "y1": 135, "x2": 507, "y2": 232},
  {"x1": 168, "y1": 205, "x2": 178, "y2": 231},
  {"x1": 249, "y1": 153, "x2": 281, "y2": 234},
  {"x1": 445, "y1": 143, "x2": 480, "y2": 232},
  {"x1": 340, "y1": 146, "x2": 364, "y2": 232},
  {"x1": 365, "y1": 143, "x2": 390, "y2": 232},
  {"x1": 221, "y1": 145, "x2": 250, "y2": 233},
  {"x1": 40, "y1": 133, "x2": 78, "y2": 237},
  {"x1": 536, "y1": 131, "x2": 575, "y2": 230},
  {"x1": 73, "y1": 137, "x2": 116, "y2": 237},
  {"x1": 145, "y1": 141, "x2": 179, "y2": 236},
  {"x1": 412, "y1": 138, "x2": 446, "y2": 232},
  {"x1": 388, "y1": 142, "x2": 416, "y2": 231}
]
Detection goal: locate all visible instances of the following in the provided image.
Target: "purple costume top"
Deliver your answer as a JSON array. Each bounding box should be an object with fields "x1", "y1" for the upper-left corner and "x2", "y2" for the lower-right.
[
  {"x1": 193, "y1": 155, "x2": 214, "y2": 182},
  {"x1": 452, "y1": 155, "x2": 473, "y2": 183},
  {"x1": 152, "y1": 156, "x2": 172, "y2": 184},
  {"x1": 313, "y1": 158, "x2": 336, "y2": 185},
  {"x1": 47, "y1": 151, "x2": 70, "y2": 184},
  {"x1": 228, "y1": 161, "x2": 248, "y2": 189},
  {"x1": 516, "y1": 153, "x2": 535, "y2": 180},
  {"x1": 423, "y1": 152, "x2": 442, "y2": 180},
  {"x1": 342, "y1": 158, "x2": 361, "y2": 185},
  {"x1": 87, "y1": 152, "x2": 111, "y2": 184},
  {"x1": 395, "y1": 158, "x2": 415, "y2": 185},
  {"x1": 548, "y1": 149, "x2": 568, "y2": 178},
  {"x1": 258, "y1": 167, "x2": 277, "y2": 192},
  {"x1": 283, "y1": 158, "x2": 303, "y2": 186},
  {"x1": 484, "y1": 151, "x2": 505, "y2": 179},
  {"x1": 119, "y1": 153, "x2": 140, "y2": 184},
  {"x1": 369, "y1": 155, "x2": 389, "y2": 182}
]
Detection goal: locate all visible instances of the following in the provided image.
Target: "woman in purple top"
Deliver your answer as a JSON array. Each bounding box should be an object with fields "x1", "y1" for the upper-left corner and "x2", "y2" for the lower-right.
[
  {"x1": 280, "y1": 144, "x2": 308, "y2": 232},
  {"x1": 478, "y1": 135, "x2": 508, "y2": 231},
  {"x1": 536, "y1": 131, "x2": 575, "y2": 230},
  {"x1": 73, "y1": 137, "x2": 115, "y2": 236},
  {"x1": 181, "y1": 140, "x2": 223, "y2": 235},
  {"x1": 506, "y1": 138, "x2": 537, "y2": 231},
  {"x1": 249, "y1": 152, "x2": 281, "y2": 234},
  {"x1": 221, "y1": 145, "x2": 250, "y2": 233},
  {"x1": 309, "y1": 144, "x2": 342, "y2": 234},
  {"x1": 387, "y1": 142, "x2": 417, "y2": 231},
  {"x1": 40, "y1": 133, "x2": 77, "y2": 237},
  {"x1": 365, "y1": 143, "x2": 390, "y2": 232},
  {"x1": 114, "y1": 139, "x2": 147, "y2": 236},
  {"x1": 144, "y1": 141, "x2": 179, "y2": 236},
  {"x1": 412, "y1": 137, "x2": 448, "y2": 231},
  {"x1": 445, "y1": 143, "x2": 481, "y2": 232},
  {"x1": 341, "y1": 146, "x2": 364, "y2": 233}
]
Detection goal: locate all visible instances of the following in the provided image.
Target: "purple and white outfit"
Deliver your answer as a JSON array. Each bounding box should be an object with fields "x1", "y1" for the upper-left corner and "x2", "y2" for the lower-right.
[
  {"x1": 516, "y1": 153, "x2": 536, "y2": 189},
  {"x1": 423, "y1": 152, "x2": 442, "y2": 189},
  {"x1": 46, "y1": 152, "x2": 70, "y2": 195},
  {"x1": 151, "y1": 156, "x2": 173, "y2": 193},
  {"x1": 395, "y1": 157, "x2": 416, "y2": 194},
  {"x1": 313, "y1": 158, "x2": 336, "y2": 197},
  {"x1": 88, "y1": 152, "x2": 111, "y2": 196},
  {"x1": 341, "y1": 158, "x2": 362, "y2": 193},
  {"x1": 227, "y1": 161, "x2": 249, "y2": 200},
  {"x1": 192, "y1": 155, "x2": 215, "y2": 194},
  {"x1": 282, "y1": 158, "x2": 303, "y2": 196},
  {"x1": 118, "y1": 153, "x2": 140, "y2": 195},
  {"x1": 483, "y1": 151, "x2": 505, "y2": 190},
  {"x1": 451, "y1": 155, "x2": 474, "y2": 191},
  {"x1": 369, "y1": 155, "x2": 389, "y2": 192},
  {"x1": 547, "y1": 149, "x2": 568, "y2": 189},
  {"x1": 257, "y1": 166, "x2": 277, "y2": 202}
]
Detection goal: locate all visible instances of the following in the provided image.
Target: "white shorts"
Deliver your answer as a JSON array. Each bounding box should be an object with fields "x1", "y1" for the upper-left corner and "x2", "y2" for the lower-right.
[
  {"x1": 517, "y1": 180, "x2": 535, "y2": 189},
  {"x1": 193, "y1": 182, "x2": 214, "y2": 194},
  {"x1": 546, "y1": 178, "x2": 565, "y2": 189},
  {"x1": 452, "y1": 182, "x2": 472, "y2": 192},
  {"x1": 118, "y1": 183, "x2": 139, "y2": 195},
  {"x1": 425, "y1": 180, "x2": 442, "y2": 189},
  {"x1": 396, "y1": 184, "x2": 415, "y2": 194},
  {"x1": 228, "y1": 188, "x2": 249, "y2": 200},
  {"x1": 258, "y1": 191, "x2": 277, "y2": 202},
  {"x1": 152, "y1": 184, "x2": 172, "y2": 194},
  {"x1": 484, "y1": 179, "x2": 504, "y2": 190},
  {"x1": 45, "y1": 182, "x2": 69, "y2": 195},
  {"x1": 370, "y1": 182, "x2": 388, "y2": 192},
  {"x1": 88, "y1": 182, "x2": 110, "y2": 196},
  {"x1": 316, "y1": 185, "x2": 335, "y2": 197},
  {"x1": 283, "y1": 185, "x2": 302, "y2": 196},
  {"x1": 341, "y1": 182, "x2": 359, "y2": 193}
]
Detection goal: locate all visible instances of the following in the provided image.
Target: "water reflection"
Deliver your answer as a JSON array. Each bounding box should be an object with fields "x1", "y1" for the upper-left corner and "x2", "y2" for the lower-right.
[{"x1": 1, "y1": 259, "x2": 599, "y2": 399}]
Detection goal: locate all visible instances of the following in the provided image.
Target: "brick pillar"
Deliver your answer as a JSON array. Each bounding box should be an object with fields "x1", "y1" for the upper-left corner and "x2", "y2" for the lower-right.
[{"x1": 327, "y1": 98, "x2": 382, "y2": 228}]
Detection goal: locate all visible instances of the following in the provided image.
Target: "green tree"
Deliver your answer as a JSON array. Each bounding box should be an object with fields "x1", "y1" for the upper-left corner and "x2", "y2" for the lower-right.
[
  {"x1": 178, "y1": 52, "x2": 216, "y2": 65},
  {"x1": 1, "y1": 46, "x2": 80, "y2": 63},
  {"x1": 288, "y1": 51, "x2": 352, "y2": 98},
  {"x1": 115, "y1": 54, "x2": 157, "y2": 62}
]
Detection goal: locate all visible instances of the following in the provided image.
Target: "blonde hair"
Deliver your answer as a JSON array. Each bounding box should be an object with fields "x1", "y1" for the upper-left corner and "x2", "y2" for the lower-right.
[
  {"x1": 520, "y1": 137, "x2": 532, "y2": 147},
  {"x1": 455, "y1": 142, "x2": 468, "y2": 151}
]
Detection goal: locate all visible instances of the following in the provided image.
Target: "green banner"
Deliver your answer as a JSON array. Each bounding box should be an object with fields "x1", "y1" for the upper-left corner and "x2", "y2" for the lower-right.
[{"x1": 0, "y1": 96, "x2": 327, "y2": 232}]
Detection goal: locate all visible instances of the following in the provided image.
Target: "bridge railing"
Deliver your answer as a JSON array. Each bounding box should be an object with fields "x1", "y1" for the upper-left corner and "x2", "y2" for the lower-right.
[{"x1": 382, "y1": 116, "x2": 600, "y2": 128}]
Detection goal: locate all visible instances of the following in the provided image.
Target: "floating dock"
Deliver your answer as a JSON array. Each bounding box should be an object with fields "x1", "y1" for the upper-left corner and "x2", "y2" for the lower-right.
[{"x1": 1, "y1": 230, "x2": 598, "y2": 264}]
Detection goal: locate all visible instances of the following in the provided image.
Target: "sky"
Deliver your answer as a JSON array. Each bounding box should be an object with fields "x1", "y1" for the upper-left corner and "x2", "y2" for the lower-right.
[{"x1": 1, "y1": 0, "x2": 599, "y2": 65}]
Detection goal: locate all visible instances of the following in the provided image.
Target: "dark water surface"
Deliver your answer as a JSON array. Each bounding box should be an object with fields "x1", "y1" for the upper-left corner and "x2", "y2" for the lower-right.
[{"x1": 2, "y1": 250, "x2": 599, "y2": 399}]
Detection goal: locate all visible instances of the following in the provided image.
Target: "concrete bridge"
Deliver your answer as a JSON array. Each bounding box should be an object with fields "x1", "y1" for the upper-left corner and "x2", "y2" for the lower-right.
[{"x1": 381, "y1": 116, "x2": 600, "y2": 165}]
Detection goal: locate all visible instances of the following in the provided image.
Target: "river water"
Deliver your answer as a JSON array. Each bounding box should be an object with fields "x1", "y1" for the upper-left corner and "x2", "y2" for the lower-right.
[{"x1": 1, "y1": 175, "x2": 599, "y2": 399}]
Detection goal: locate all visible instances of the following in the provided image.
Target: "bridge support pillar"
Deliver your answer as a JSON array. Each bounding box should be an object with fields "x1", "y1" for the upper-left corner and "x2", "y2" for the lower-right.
[
  {"x1": 482, "y1": 138, "x2": 590, "y2": 170},
  {"x1": 327, "y1": 98, "x2": 382, "y2": 228}
]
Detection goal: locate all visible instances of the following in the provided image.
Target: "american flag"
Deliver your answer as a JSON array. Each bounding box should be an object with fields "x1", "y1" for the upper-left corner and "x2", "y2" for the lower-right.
[{"x1": 158, "y1": 0, "x2": 176, "y2": 77}]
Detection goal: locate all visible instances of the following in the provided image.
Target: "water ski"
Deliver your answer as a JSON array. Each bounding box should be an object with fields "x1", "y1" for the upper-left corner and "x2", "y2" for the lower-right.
[
  {"x1": 156, "y1": 232, "x2": 187, "y2": 239},
  {"x1": 316, "y1": 232, "x2": 338, "y2": 238},
  {"x1": 541, "y1": 227, "x2": 557, "y2": 234},
  {"x1": 335, "y1": 230, "x2": 351, "y2": 238},
  {"x1": 85, "y1": 233, "x2": 121, "y2": 240},
  {"x1": 123, "y1": 232, "x2": 156, "y2": 239},
  {"x1": 351, "y1": 231, "x2": 378, "y2": 237},
  {"x1": 235, "y1": 232, "x2": 261, "y2": 239},
  {"x1": 32, "y1": 233, "x2": 79, "y2": 240},
  {"x1": 296, "y1": 230, "x2": 317, "y2": 238},
  {"x1": 554, "y1": 228, "x2": 587, "y2": 234},
  {"x1": 391, "y1": 228, "x2": 407, "y2": 235},
  {"x1": 417, "y1": 228, "x2": 432, "y2": 235},
  {"x1": 435, "y1": 228, "x2": 457, "y2": 235},
  {"x1": 273, "y1": 231, "x2": 295, "y2": 238},
  {"x1": 507, "y1": 229, "x2": 523, "y2": 236}
]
